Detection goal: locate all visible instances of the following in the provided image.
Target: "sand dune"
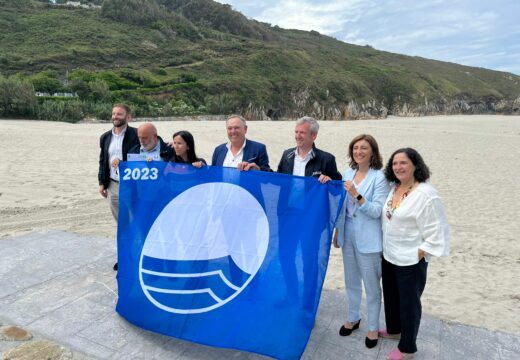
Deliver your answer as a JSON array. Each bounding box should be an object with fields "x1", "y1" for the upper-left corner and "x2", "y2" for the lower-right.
[{"x1": 1, "y1": 115, "x2": 519, "y2": 335}]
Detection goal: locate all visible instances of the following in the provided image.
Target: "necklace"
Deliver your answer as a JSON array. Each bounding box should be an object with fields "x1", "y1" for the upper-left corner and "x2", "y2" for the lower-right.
[{"x1": 385, "y1": 182, "x2": 414, "y2": 220}]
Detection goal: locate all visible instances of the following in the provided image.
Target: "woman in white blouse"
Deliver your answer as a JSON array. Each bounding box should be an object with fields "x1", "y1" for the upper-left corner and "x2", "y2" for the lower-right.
[{"x1": 380, "y1": 148, "x2": 449, "y2": 360}]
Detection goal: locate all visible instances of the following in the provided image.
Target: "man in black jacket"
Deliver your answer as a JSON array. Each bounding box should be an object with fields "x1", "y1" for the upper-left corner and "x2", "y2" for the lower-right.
[
  {"x1": 277, "y1": 116, "x2": 341, "y2": 308},
  {"x1": 98, "y1": 104, "x2": 140, "y2": 271},
  {"x1": 277, "y1": 116, "x2": 341, "y2": 182}
]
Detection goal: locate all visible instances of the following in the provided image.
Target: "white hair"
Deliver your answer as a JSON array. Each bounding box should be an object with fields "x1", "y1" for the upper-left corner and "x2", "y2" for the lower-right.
[{"x1": 296, "y1": 116, "x2": 319, "y2": 134}]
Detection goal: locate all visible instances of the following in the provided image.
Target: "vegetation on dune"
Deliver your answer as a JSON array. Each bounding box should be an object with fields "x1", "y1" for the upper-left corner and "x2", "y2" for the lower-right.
[{"x1": 0, "y1": 0, "x2": 519, "y2": 122}]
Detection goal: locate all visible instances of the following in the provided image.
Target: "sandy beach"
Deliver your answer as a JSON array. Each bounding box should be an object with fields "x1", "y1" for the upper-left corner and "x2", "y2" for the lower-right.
[{"x1": 1, "y1": 115, "x2": 519, "y2": 337}]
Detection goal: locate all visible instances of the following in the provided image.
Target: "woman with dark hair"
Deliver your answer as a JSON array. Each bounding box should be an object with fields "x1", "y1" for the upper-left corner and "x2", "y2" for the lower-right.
[
  {"x1": 171, "y1": 130, "x2": 206, "y2": 167},
  {"x1": 380, "y1": 148, "x2": 450, "y2": 360},
  {"x1": 333, "y1": 134, "x2": 389, "y2": 348}
]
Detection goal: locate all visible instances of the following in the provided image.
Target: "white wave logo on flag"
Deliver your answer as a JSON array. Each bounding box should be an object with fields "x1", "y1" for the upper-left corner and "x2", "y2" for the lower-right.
[{"x1": 138, "y1": 182, "x2": 270, "y2": 314}]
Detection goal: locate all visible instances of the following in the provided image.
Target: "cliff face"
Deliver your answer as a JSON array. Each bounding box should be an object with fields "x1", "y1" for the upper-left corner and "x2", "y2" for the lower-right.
[
  {"x1": 241, "y1": 93, "x2": 520, "y2": 120},
  {"x1": 392, "y1": 97, "x2": 520, "y2": 117}
]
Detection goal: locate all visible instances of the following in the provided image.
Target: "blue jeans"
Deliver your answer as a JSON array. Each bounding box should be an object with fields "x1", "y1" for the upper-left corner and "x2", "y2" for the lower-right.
[{"x1": 341, "y1": 220, "x2": 382, "y2": 331}]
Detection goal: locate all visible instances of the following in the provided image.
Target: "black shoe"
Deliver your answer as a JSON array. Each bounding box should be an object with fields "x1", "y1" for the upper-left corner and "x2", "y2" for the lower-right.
[
  {"x1": 339, "y1": 320, "x2": 360, "y2": 336},
  {"x1": 113, "y1": 262, "x2": 118, "y2": 271},
  {"x1": 365, "y1": 336, "x2": 378, "y2": 348}
]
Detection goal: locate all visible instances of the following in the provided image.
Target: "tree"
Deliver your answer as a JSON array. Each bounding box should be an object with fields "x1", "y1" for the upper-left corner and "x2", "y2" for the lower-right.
[
  {"x1": 31, "y1": 70, "x2": 63, "y2": 94},
  {"x1": 89, "y1": 79, "x2": 112, "y2": 102},
  {"x1": 0, "y1": 74, "x2": 36, "y2": 117},
  {"x1": 102, "y1": 0, "x2": 165, "y2": 25},
  {"x1": 69, "y1": 78, "x2": 90, "y2": 100},
  {"x1": 102, "y1": 0, "x2": 201, "y2": 40},
  {"x1": 0, "y1": 0, "x2": 31, "y2": 8}
]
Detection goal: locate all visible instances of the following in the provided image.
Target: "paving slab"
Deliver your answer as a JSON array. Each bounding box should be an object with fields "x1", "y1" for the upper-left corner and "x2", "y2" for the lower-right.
[{"x1": 0, "y1": 230, "x2": 519, "y2": 359}]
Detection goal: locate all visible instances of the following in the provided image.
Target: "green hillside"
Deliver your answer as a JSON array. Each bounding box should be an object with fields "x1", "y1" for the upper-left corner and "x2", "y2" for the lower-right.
[{"x1": 1, "y1": 0, "x2": 519, "y2": 121}]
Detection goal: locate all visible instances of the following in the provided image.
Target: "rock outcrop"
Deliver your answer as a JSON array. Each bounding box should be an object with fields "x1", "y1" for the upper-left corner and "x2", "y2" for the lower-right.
[{"x1": 236, "y1": 92, "x2": 520, "y2": 120}]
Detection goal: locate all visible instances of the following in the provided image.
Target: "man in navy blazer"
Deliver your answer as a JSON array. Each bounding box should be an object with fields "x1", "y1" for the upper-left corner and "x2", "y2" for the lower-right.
[{"x1": 211, "y1": 114, "x2": 271, "y2": 171}]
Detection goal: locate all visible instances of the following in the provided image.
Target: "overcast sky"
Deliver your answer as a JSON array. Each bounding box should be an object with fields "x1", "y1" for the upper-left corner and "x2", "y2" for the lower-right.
[{"x1": 216, "y1": 0, "x2": 520, "y2": 75}]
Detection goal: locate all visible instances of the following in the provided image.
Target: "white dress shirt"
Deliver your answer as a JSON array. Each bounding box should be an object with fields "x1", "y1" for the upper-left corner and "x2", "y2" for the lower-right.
[
  {"x1": 382, "y1": 182, "x2": 450, "y2": 266},
  {"x1": 108, "y1": 126, "x2": 127, "y2": 181},
  {"x1": 293, "y1": 148, "x2": 314, "y2": 176},
  {"x1": 223, "y1": 139, "x2": 246, "y2": 168}
]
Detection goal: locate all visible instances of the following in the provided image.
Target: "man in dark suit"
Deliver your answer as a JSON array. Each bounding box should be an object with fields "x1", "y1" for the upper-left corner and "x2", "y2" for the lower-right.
[
  {"x1": 277, "y1": 116, "x2": 341, "y2": 182},
  {"x1": 277, "y1": 116, "x2": 341, "y2": 308},
  {"x1": 98, "y1": 103, "x2": 140, "y2": 271},
  {"x1": 211, "y1": 114, "x2": 271, "y2": 171}
]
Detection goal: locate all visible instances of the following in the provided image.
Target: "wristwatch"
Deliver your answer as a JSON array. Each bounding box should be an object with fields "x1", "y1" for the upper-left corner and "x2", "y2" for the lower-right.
[{"x1": 356, "y1": 194, "x2": 363, "y2": 201}]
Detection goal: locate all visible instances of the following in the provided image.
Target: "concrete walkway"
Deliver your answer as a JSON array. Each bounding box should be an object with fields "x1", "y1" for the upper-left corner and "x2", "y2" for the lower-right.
[{"x1": 0, "y1": 230, "x2": 518, "y2": 359}]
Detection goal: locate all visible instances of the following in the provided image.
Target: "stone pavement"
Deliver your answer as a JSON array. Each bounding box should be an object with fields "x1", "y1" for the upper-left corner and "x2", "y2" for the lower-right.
[{"x1": 0, "y1": 230, "x2": 519, "y2": 359}]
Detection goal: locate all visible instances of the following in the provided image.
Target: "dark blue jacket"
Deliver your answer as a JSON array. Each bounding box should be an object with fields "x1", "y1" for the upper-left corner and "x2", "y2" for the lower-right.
[{"x1": 211, "y1": 139, "x2": 271, "y2": 171}]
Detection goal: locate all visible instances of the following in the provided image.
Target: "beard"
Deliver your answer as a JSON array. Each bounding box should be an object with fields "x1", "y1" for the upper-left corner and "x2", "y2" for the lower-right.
[
  {"x1": 113, "y1": 119, "x2": 127, "y2": 127},
  {"x1": 143, "y1": 141, "x2": 158, "y2": 151}
]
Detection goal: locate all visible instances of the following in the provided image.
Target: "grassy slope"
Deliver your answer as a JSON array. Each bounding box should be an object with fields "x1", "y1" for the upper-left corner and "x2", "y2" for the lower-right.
[{"x1": 1, "y1": 0, "x2": 519, "y2": 112}]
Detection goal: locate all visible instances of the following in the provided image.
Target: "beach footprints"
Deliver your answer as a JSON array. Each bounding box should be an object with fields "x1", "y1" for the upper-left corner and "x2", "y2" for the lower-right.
[{"x1": 139, "y1": 183, "x2": 270, "y2": 314}]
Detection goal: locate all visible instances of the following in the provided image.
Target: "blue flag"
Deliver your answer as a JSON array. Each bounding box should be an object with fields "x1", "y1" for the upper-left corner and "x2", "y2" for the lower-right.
[{"x1": 116, "y1": 162, "x2": 345, "y2": 359}]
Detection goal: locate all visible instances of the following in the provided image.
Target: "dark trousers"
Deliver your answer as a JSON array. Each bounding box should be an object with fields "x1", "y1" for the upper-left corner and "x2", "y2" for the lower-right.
[{"x1": 382, "y1": 257, "x2": 428, "y2": 354}]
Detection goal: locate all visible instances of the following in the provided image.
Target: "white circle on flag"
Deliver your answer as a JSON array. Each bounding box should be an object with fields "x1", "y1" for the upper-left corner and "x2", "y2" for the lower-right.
[{"x1": 139, "y1": 182, "x2": 270, "y2": 314}]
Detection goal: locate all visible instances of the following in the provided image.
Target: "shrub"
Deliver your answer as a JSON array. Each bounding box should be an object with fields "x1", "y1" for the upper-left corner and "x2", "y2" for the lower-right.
[
  {"x1": 0, "y1": 74, "x2": 37, "y2": 117},
  {"x1": 97, "y1": 71, "x2": 136, "y2": 90},
  {"x1": 102, "y1": 0, "x2": 167, "y2": 26},
  {"x1": 84, "y1": 101, "x2": 112, "y2": 120},
  {"x1": 30, "y1": 70, "x2": 64, "y2": 94},
  {"x1": 37, "y1": 100, "x2": 84, "y2": 122},
  {"x1": 70, "y1": 78, "x2": 90, "y2": 100},
  {"x1": 89, "y1": 79, "x2": 112, "y2": 102}
]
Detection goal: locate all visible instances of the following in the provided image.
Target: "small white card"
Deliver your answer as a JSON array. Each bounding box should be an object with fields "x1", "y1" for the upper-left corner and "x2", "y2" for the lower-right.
[{"x1": 127, "y1": 153, "x2": 161, "y2": 162}]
